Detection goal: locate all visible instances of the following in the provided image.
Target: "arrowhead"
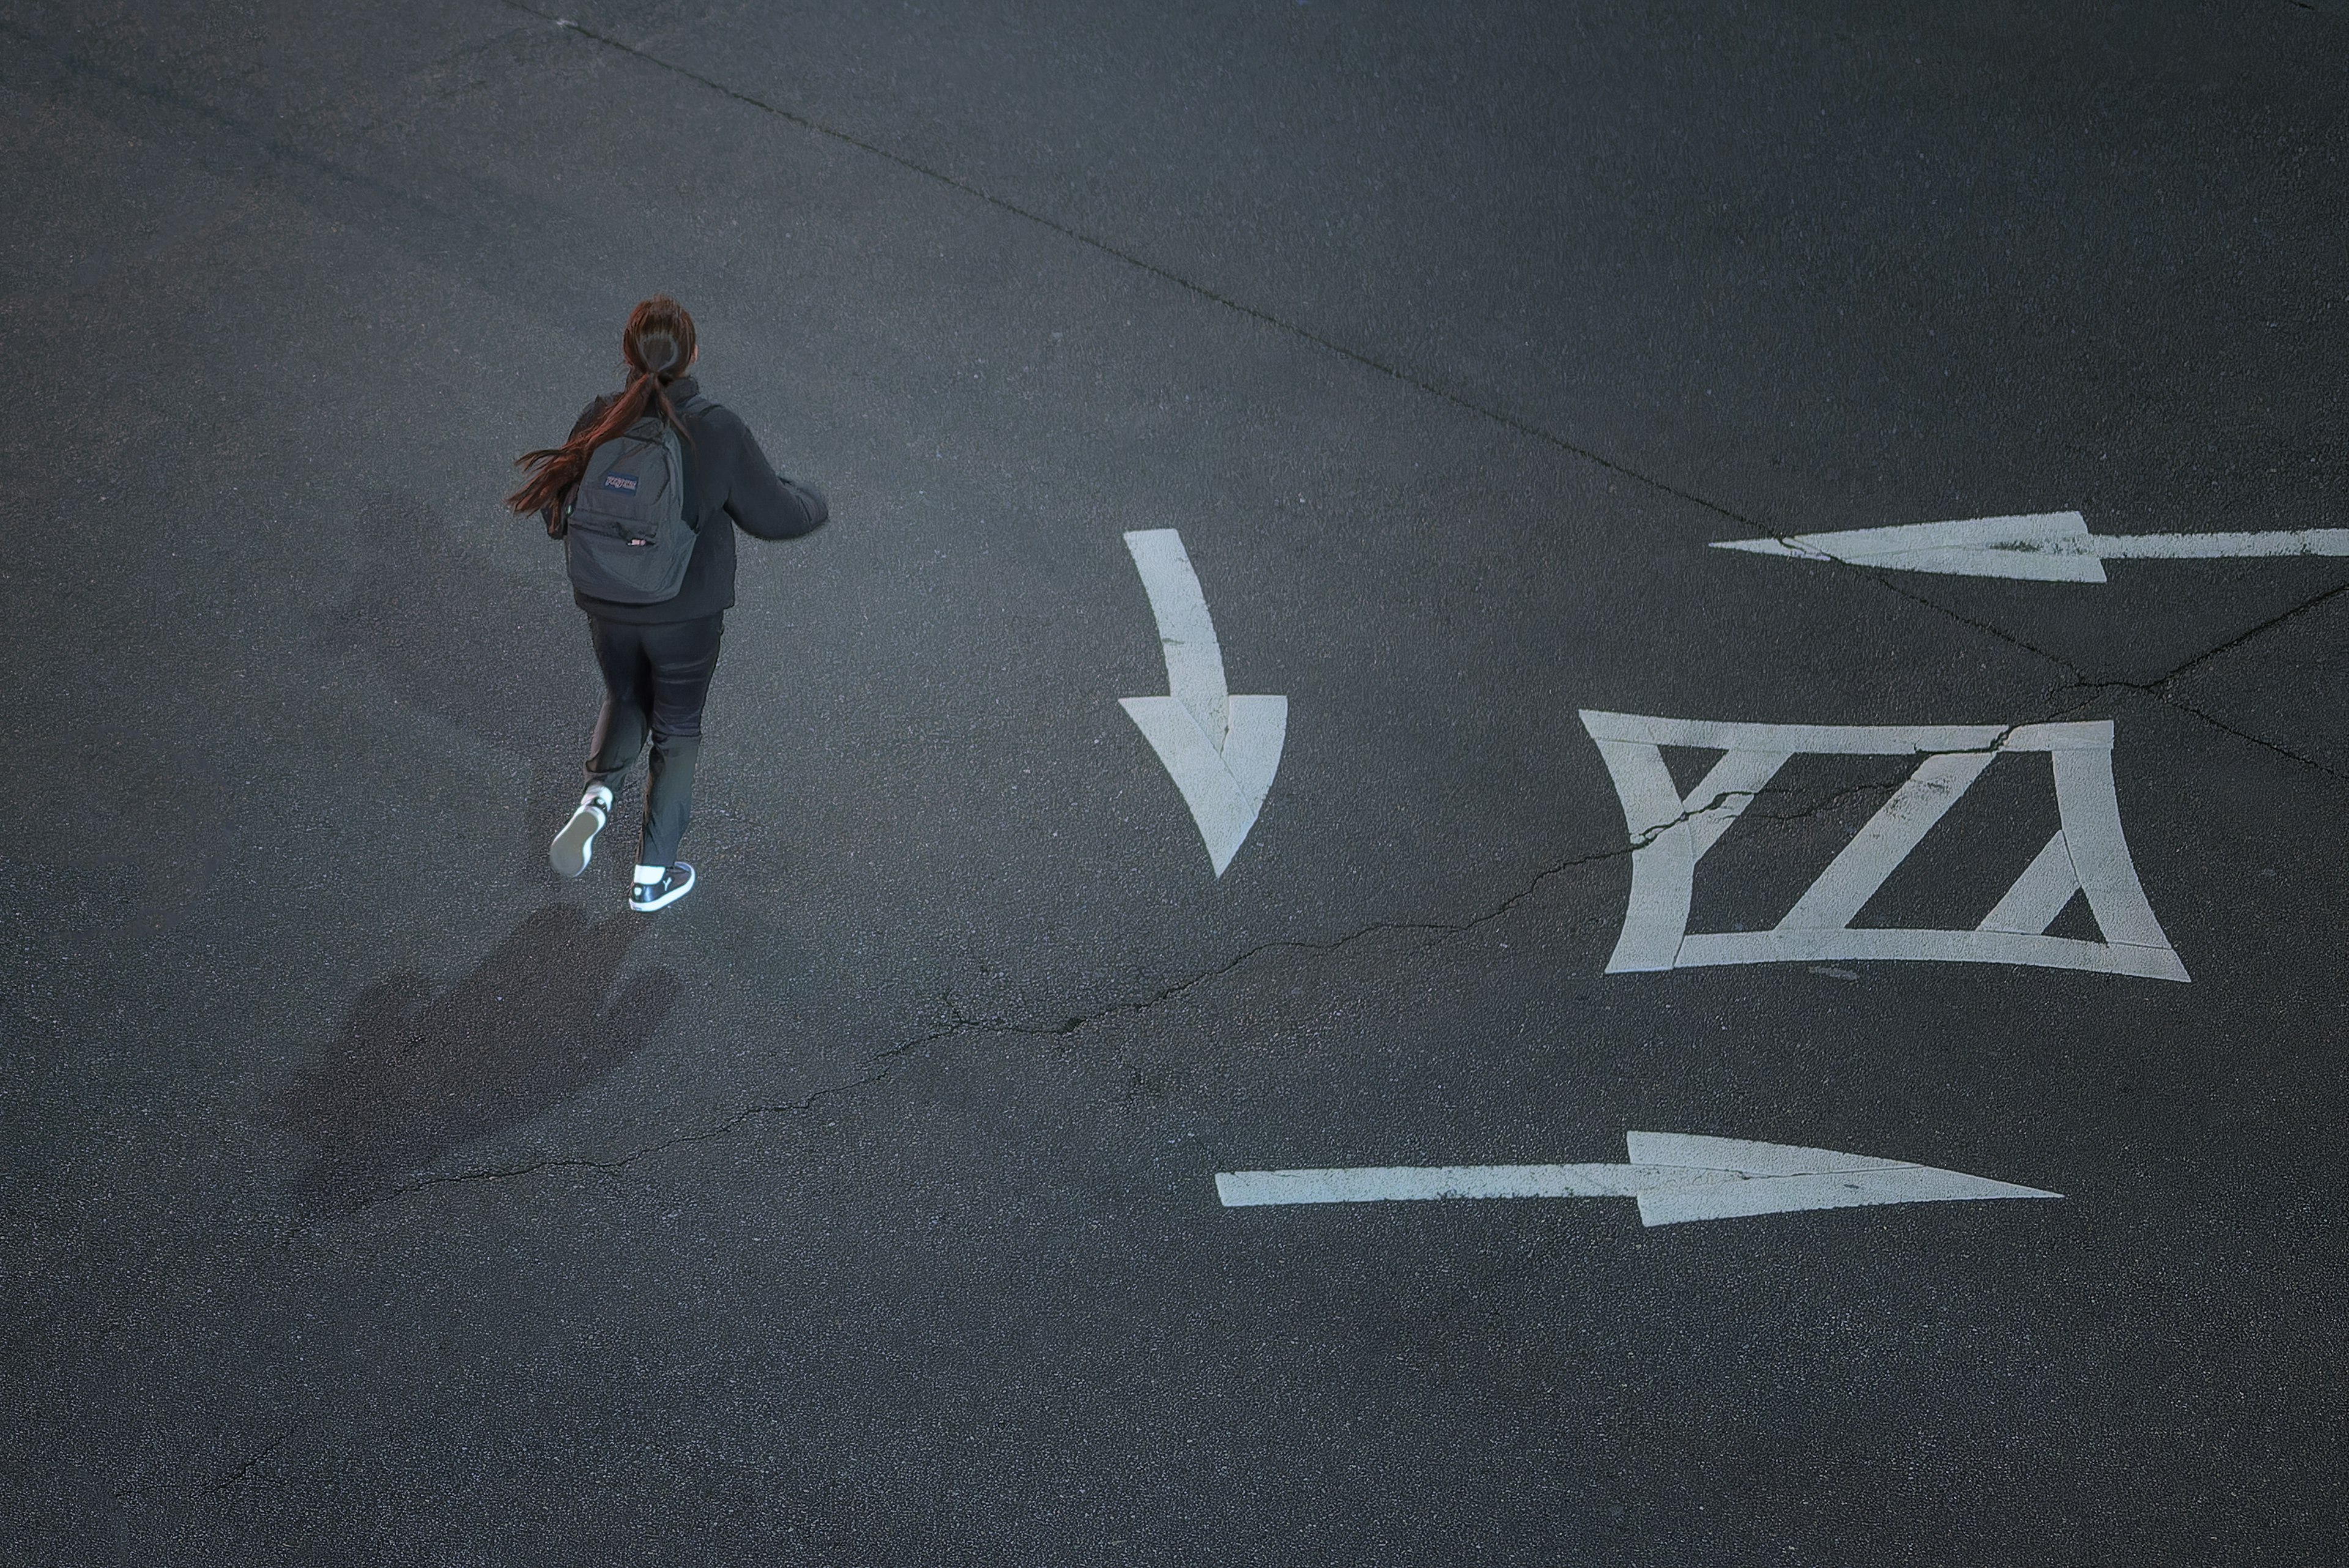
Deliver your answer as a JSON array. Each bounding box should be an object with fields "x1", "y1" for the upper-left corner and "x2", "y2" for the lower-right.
[
  {"x1": 1712, "y1": 512, "x2": 2107, "y2": 582},
  {"x1": 1121, "y1": 693, "x2": 1288, "y2": 875},
  {"x1": 1624, "y1": 1131, "x2": 2060, "y2": 1226}
]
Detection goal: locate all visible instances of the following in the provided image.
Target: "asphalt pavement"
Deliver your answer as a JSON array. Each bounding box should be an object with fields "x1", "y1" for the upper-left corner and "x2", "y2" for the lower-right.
[{"x1": 1, "y1": 1, "x2": 2343, "y2": 1563}]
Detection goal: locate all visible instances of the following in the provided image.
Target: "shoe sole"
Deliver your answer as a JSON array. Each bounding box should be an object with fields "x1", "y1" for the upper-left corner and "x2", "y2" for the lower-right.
[
  {"x1": 551, "y1": 806, "x2": 606, "y2": 879},
  {"x1": 630, "y1": 863, "x2": 696, "y2": 913}
]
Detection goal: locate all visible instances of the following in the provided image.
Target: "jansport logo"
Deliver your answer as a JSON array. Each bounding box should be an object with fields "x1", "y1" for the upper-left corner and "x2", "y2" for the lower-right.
[{"x1": 602, "y1": 472, "x2": 640, "y2": 494}]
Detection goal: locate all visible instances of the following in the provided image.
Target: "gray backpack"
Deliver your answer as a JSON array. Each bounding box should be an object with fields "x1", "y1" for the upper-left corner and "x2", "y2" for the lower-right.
[{"x1": 563, "y1": 395, "x2": 710, "y2": 604}]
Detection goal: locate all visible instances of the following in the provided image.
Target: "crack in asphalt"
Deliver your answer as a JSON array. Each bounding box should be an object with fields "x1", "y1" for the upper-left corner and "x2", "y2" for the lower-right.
[
  {"x1": 2127, "y1": 576, "x2": 2349, "y2": 690},
  {"x1": 943, "y1": 751, "x2": 2017, "y2": 1044},
  {"x1": 352, "y1": 762, "x2": 1965, "y2": 1211},
  {"x1": 1872, "y1": 566, "x2": 2349, "y2": 700},
  {"x1": 1740, "y1": 532, "x2": 2349, "y2": 784},
  {"x1": 2068, "y1": 578, "x2": 2349, "y2": 783},
  {"x1": 2136, "y1": 691, "x2": 2347, "y2": 784},
  {"x1": 8, "y1": 12, "x2": 2335, "y2": 1529},
  {"x1": 338, "y1": 1060, "x2": 920, "y2": 1216},
  {"x1": 25, "y1": 11, "x2": 2320, "y2": 803},
  {"x1": 521, "y1": 3, "x2": 2345, "y2": 783},
  {"x1": 206, "y1": 1418, "x2": 303, "y2": 1493},
  {"x1": 336, "y1": 695, "x2": 2160, "y2": 1216},
  {"x1": 15, "y1": 8, "x2": 2327, "y2": 776},
  {"x1": 20, "y1": 9, "x2": 2281, "y2": 1220},
  {"x1": 504, "y1": 1, "x2": 1750, "y2": 528}
]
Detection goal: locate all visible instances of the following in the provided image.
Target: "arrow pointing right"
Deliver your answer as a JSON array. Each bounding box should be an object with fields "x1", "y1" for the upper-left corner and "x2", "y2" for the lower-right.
[
  {"x1": 1215, "y1": 1131, "x2": 2059, "y2": 1226},
  {"x1": 1712, "y1": 511, "x2": 2349, "y2": 582}
]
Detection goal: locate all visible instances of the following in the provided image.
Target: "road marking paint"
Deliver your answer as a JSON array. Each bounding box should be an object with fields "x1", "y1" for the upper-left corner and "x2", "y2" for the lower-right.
[
  {"x1": 1712, "y1": 511, "x2": 2349, "y2": 582},
  {"x1": 1119, "y1": 530, "x2": 1287, "y2": 876},
  {"x1": 1579, "y1": 711, "x2": 2188, "y2": 980},
  {"x1": 1217, "y1": 1131, "x2": 2059, "y2": 1225}
]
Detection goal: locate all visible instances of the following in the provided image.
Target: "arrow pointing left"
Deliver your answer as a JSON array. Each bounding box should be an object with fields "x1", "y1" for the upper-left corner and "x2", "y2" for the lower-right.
[
  {"x1": 1119, "y1": 529, "x2": 1288, "y2": 876},
  {"x1": 1215, "y1": 1131, "x2": 2058, "y2": 1226},
  {"x1": 1712, "y1": 511, "x2": 2349, "y2": 582}
]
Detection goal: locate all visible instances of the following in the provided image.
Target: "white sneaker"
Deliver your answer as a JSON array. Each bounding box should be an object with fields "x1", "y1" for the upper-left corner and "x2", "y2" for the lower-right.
[
  {"x1": 629, "y1": 862, "x2": 696, "y2": 913},
  {"x1": 550, "y1": 787, "x2": 612, "y2": 878}
]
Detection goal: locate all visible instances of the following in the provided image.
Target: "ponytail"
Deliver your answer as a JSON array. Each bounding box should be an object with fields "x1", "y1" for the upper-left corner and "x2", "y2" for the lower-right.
[{"x1": 508, "y1": 295, "x2": 699, "y2": 533}]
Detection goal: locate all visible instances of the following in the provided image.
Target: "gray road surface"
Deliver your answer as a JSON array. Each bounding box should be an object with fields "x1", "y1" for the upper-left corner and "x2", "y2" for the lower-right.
[{"x1": 2, "y1": 1, "x2": 2343, "y2": 1562}]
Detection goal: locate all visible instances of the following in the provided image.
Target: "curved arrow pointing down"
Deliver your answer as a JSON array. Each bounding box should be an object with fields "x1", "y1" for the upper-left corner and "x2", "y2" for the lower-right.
[
  {"x1": 1214, "y1": 1131, "x2": 2058, "y2": 1226},
  {"x1": 1119, "y1": 529, "x2": 1287, "y2": 876}
]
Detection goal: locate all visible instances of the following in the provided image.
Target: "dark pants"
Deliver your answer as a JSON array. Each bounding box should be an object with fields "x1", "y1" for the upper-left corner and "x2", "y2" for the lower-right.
[{"x1": 584, "y1": 613, "x2": 724, "y2": 868}]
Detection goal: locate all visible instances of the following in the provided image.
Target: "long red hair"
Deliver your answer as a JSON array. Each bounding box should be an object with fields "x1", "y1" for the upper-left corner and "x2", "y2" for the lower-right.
[{"x1": 509, "y1": 295, "x2": 699, "y2": 533}]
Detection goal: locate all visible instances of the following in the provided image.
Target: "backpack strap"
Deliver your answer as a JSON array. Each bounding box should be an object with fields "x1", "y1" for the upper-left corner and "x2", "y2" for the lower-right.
[{"x1": 669, "y1": 394, "x2": 713, "y2": 532}]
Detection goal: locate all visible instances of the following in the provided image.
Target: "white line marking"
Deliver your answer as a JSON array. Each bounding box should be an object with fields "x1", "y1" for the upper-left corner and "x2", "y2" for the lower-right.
[
  {"x1": 1119, "y1": 530, "x2": 1287, "y2": 876},
  {"x1": 1216, "y1": 1131, "x2": 2060, "y2": 1225},
  {"x1": 2097, "y1": 529, "x2": 2349, "y2": 559},
  {"x1": 1579, "y1": 711, "x2": 2189, "y2": 980},
  {"x1": 1711, "y1": 511, "x2": 2349, "y2": 582},
  {"x1": 1123, "y1": 529, "x2": 1231, "y2": 744}
]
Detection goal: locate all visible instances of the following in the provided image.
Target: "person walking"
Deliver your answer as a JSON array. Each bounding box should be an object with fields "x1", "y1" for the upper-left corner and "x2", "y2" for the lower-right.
[{"x1": 507, "y1": 295, "x2": 826, "y2": 912}]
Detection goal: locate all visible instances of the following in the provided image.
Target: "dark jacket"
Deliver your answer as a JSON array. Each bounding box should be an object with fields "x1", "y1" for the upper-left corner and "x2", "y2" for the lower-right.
[{"x1": 557, "y1": 375, "x2": 827, "y2": 623}]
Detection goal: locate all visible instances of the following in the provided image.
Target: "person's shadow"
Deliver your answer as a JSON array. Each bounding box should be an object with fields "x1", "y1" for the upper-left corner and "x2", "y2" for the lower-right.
[{"x1": 284, "y1": 904, "x2": 677, "y2": 1200}]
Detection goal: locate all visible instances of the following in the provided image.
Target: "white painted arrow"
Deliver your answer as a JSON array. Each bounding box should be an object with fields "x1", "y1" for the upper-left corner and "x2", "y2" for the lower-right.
[
  {"x1": 1119, "y1": 529, "x2": 1288, "y2": 876},
  {"x1": 1215, "y1": 1131, "x2": 2058, "y2": 1226},
  {"x1": 1712, "y1": 511, "x2": 2349, "y2": 582}
]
